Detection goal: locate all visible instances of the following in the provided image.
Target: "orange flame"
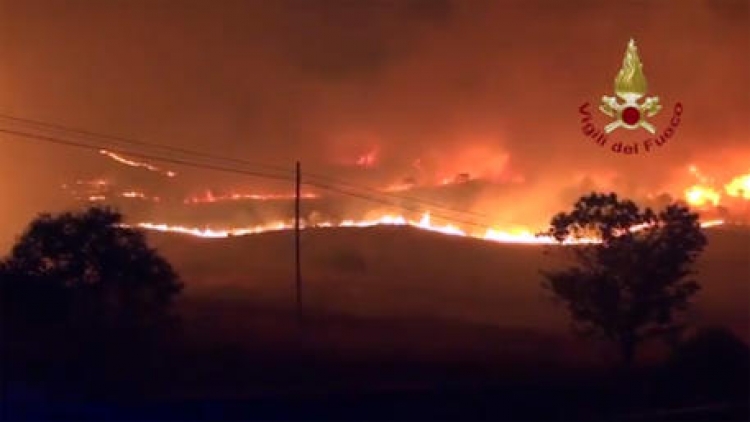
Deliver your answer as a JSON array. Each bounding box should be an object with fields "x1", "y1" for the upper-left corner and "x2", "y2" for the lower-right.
[
  {"x1": 683, "y1": 166, "x2": 750, "y2": 208},
  {"x1": 725, "y1": 173, "x2": 750, "y2": 199},
  {"x1": 184, "y1": 190, "x2": 318, "y2": 204},
  {"x1": 685, "y1": 185, "x2": 721, "y2": 207},
  {"x1": 355, "y1": 149, "x2": 379, "y2": 168},
  {"x1": 133, "y1": 212, "x2": 725, "y2": 244},
  {"x1": 700, "y1": 219, "x2": 725, "y2": 228},
  {"x1": 99, "y1": 150, "x2": 177, "y2": 177},
  {"x1": 120, "y1": 191, "x2": 160, "y2": 202}
]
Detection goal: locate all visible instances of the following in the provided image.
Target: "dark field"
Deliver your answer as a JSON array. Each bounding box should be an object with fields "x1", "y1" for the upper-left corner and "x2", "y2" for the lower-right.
[
  {"x1": 3, "y1": 226, "x2": 749, "y2": 420},
  {"x1": 157, "y1": 225, "x2": 750, "y2": 343}
]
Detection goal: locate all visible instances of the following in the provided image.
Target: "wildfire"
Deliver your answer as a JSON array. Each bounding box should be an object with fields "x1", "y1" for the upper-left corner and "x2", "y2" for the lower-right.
[
  {"x1": 725, "y1": 174, "x2": 750, "y2": 199},
  {"x1": 683, "y1": 166, "x2": 750, "y2": 208},
  {"x1": 685, "y1": 185, "x2": 721, "y2": 207},
  {"x1": 700, "y1": 219, "x2": 725, "y2": 228},
  {"x1": 120, "y1": 191, "x2": 160, "y2": 202},
  {"x1": 440, "y1": 173, "x2": 472, "y2": 185},
  {"x1": 99, "y1": 149, "x2": 177, "y2": 177},
  {"x1": 135, "y1": 213, "x2": 488, "y2": 241},
  {"x1": 382, "y1": 181, "x2": 416, "y2": 192},
  {"x1": 79, "y1": 190, "x2": 161, "y2": 203},
  {"x1": 335, "y1": 212, "x2": 466, "y2": 237},
  {"x1": 133, "y1": 211, "x2": 725, "y2": 244},
  {"x1": 483, "y1": 228, "x2": 554, "y2": 244},
  {"x1": 75, "y1": 152, "x2": 744, "y2": 243},
  {"x1": 355, "y1": 149, "x2": 379, "y2": 168},
  {"x1": 76, "y1": 179, "x2": 109, "y2": 188},
  {"x1": 184, "y1": 190, "x2": 318, "y2": 204},
  {"x1": 62, "y1": 179, "x2": 112, "y2": 202},
  {"x1": 137, "y1": 222, "x2": 291, "y2": 238}
]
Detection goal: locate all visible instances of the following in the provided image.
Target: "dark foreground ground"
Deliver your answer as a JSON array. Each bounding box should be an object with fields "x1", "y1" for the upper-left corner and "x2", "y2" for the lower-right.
[
  {"x1": 5, "y1": 386, "x2": 749, "y2": 421},
  {"x1": 2, "y1": 226, "x2": 749, "y2": 420},
  {"x1": 3, "y1": 305, "x2": 749, "y2": 421}
]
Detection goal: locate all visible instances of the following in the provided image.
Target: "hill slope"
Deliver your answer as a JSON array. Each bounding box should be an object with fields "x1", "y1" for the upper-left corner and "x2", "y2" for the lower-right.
[{"x1": 149, "y1": 225, "x2": 749, "y2": 342}]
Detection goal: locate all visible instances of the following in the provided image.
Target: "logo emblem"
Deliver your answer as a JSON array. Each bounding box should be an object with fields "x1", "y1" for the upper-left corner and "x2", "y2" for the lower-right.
[
  {"x1": 578, "y1": 38, "x2": 682, "y2": 156},
  {"x1": 599, "y1": 39, "x2": 662, "y2": 134}
]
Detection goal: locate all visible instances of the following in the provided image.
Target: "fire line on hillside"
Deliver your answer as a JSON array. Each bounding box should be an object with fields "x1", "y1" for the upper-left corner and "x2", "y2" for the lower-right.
[{"x1": 131, "y1": 212, "x2": 726, "y2": 245}]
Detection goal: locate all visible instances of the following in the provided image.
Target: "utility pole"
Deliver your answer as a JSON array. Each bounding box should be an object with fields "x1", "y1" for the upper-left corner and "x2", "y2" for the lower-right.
[{"x1": 295, "y1": 161, "x2": 302, "y2": 324}]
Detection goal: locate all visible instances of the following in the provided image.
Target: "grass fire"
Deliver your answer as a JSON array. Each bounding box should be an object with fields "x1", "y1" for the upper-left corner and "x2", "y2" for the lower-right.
[{"x1": 0, "y1": 1, "x2": 748, "y2": 420}]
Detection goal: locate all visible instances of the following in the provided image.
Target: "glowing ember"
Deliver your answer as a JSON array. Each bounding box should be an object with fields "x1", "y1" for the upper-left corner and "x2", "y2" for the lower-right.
[
  {"x1": 100, "y1": 149, "x2": 177, "y2": 177},
  {"x1": 355, "y1": 149, "x2": 379, "y2": 168},
  {"x1": 688, "y1": 165, "x2": 711, "y2": 184},
  {"x1": 340, "y1": 214, "x2": 407, "y2": 227},
  {"x1": 382, "y1": 183, "x2": 415, "y2": 192},
  {"x1": 76, "y1": 179, "x2": 109, "y2": 187},
  {"x1": 120, "y1": 191, "x2": 160, "y2": 202},
  {"x1": 416, "y1": 213, "x2": 466, "y2": 236},
  {"x1": 184, "y1": 190, "x2": 318, "y2": 204},
  {"x1": 483, "y1": 228, "x2": 556, "y2": 244},
  {"x1": 382, "y1": 178, "x2": 417, "y2": 192},
  {"x1": 700, "y1": 219, "x2": 725, "y2": 228},
  {"x1": 121, "y1": 191, "x2": 145, "y2": 199}
]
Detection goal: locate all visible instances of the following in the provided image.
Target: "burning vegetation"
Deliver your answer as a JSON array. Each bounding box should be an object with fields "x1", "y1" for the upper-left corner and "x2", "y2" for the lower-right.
[{"x1": 55, "y1": 148, "x2": 747, "y2": 245}]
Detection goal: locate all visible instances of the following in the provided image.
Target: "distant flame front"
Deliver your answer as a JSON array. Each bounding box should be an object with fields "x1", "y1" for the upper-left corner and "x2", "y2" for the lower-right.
[{"x1": 133, "y1": 211, "x2": 726, "y2": 245}]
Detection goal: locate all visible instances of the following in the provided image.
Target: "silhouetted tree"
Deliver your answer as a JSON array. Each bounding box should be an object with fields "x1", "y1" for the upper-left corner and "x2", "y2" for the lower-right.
[
  {"x1": 542, "y1": 192, "x2": 707, "y2": 366},
  {"x1": 0, "y1": 207, "x2": 183, "y2": 389},
  {"x1": 1, "y1": 207, "x2": 182, "y2": 330}
]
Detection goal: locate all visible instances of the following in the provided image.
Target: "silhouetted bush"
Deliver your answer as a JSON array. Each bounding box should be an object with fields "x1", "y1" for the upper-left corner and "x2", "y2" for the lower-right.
[{"x1": 664, "y1": 327, "x2": 750, "y2": 401}]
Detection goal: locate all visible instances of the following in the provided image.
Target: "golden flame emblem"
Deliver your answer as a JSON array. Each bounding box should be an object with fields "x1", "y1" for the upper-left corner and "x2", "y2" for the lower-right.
[
  {"x1": 600, "y1": 39, "x2": 662, "y2": 133},
  {"x1": 614, "y1": 39, "x2": 647, "y2": 97}
]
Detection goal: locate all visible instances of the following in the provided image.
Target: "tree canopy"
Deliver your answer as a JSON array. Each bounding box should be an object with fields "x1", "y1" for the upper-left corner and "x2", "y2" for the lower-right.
[
  {"x1": 542, "y1": 192, "x2": 707, "y2": 365},
  {"x1": 0, "y1": 207, "x2": 182, "y2": 331}
]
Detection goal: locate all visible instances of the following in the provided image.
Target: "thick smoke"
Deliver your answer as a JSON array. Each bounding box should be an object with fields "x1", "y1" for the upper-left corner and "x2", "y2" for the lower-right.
[{"x1": 0, "y1": 0, "x2": 748, "y2": 248}]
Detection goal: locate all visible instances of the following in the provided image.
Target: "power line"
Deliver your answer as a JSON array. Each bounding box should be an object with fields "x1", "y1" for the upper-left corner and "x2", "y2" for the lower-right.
[
  {"x1": 0, "y1": 128, "x2": 295, "y2": 183},
  {"x1": 0, "y1": 127, "x2": 496, "y2": 230},
  {"x1": 0, "y1": 113, "x2": 496, "y2": 221},
  {"x1": 302, "y1": 173, "x2": 495, "y2": 221},
  {"x1": 0, "y1": 113, "x2": 295, "y2": 176},
  {"x1": 307, "y1": 181, "x2": 494, "y2": 229}
]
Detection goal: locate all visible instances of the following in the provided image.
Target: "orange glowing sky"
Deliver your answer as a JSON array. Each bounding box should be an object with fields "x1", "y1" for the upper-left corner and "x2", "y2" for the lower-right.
[{"x1": 0, "y1": 0, "x2": 748, "y2": 248}]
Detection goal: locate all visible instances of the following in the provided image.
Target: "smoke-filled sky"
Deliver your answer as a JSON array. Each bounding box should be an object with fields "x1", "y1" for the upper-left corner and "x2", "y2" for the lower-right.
[{"x1": 1, "y1": 0, "x2": 748, "y2": 247}]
